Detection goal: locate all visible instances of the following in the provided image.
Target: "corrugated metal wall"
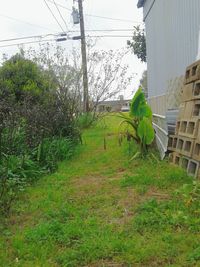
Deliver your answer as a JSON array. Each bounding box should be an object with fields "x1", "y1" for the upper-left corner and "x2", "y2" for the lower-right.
[{"x1": 144, "y1": 0, "x2": 200, "y2": 102}]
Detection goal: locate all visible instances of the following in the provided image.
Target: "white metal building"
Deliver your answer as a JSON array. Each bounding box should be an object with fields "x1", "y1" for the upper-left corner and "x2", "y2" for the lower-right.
[{"x1": 138, "y1": 0, "x2": 200, "y2": 157}]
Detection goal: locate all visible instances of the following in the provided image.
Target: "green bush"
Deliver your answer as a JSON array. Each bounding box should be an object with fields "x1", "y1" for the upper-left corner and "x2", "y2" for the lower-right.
[
  {"x1": 35, "y1": 137, "x2": 73, "y2": 172},
  {"x1": 0, "y1": 53, "x2": 80, "y2": 215},
  {"x1": 0, "y1": 138, "x2": 74, "y2": 215},
  {"x1": 0, "y1": 154, "x2": 42, "y2": 214},
  {"x1": 77, "y1": 112, "x2": 94, "y2": 129}
]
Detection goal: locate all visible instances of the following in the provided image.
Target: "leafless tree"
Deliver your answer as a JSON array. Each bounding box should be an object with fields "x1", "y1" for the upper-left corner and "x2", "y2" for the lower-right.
[{"x1": 24, "y1": 42, "x2": 133, "y2": 119}]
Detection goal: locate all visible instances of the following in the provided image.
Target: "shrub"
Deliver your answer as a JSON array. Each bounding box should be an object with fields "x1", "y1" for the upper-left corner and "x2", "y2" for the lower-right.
[
  {"x1": 77, "y1": 112, "x2": 95, "y2": 129},
  {"x1": 118, "y1": 87, "x2": 154, "y2": 157},
  {"x1": 0, "y1": 53, "x2": 80, "y2": 215}
]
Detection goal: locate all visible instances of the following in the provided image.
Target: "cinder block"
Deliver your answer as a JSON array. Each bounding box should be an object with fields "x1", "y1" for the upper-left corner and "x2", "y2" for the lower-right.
[
  {"x1": 169, "y1": 152, "x2": 181, "y2": 166},
  {"x1": 181, "y1": 83, "x2": 194, "y2": 102},
  {"x1": 193, "y1": 80, "x2": 200, "y2": 99},
  {"x1": 176, "y1": 136, "x2": 195, "y2": 157},
  {"x1": 168, "y1": 136, "x2": 173, "y2": 150},
  {"x1": 178, "y1": 119, "x2": 199, "y2": 138},
  {"x1": 180, "y1": 157, "x2": 189, "y2": 170},
  {"x1": 186, "y1": 119, "x2": 199, "y2": 138},
  {"x1": 180, "y1": 120, "x2": 187, "y2": 134},
  {"x1": 192, "y1": 100, "x2": 200, "y2": 117},
  {"x1": 185, "y1": 60, "x2": 200, "y2": 84},
  {"x1": 196, "y1": 122, "x2": 200, "y2": 142},
  {"x1": 174, "y1": 153, "x2": 181, "y2": 166},
  {"x1": 177, "y1": 103, "x2": 185, "y2": 119},
  {"x1": 176, "y1": 137, "x2": 184, "y2": 152},
  {"x1": 192, "y1": 141, "x2": 200, "y2": 161},
  {"x1": 183, "y1": 139, "x2": 194, "y2": 157},
  {"x1": 175, "y1": 121, "x2": 180, "y2": 134},
  {"x1": 187, "y1": 159, "x2": 199, "y2": 177},
  {"x1": 168, "y1": 135, "x2": 178, "y2": 151},
  {"x1": 182, "y1": 101, "x2": 194, "y2": 119}
]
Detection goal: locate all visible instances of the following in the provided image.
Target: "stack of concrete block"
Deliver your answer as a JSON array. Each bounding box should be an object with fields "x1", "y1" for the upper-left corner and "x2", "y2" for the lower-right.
[{"x1": 168, "y1": 59, "x2": 200, "y2": 178}]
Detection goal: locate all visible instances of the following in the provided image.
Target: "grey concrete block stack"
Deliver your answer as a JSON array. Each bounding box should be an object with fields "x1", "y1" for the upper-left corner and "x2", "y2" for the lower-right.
[{"x1": 168, "y1": 59, "x2": 200, "y2": 178}]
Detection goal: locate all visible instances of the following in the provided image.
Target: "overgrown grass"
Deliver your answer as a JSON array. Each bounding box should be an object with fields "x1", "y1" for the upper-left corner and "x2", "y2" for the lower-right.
[{"x1": 0, "y1": 114, "x2": 199, "y2": 267}]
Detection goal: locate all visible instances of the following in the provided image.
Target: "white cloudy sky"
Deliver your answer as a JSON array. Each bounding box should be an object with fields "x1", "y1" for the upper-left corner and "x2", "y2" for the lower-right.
[{"x1": 0, "y1": 0, "x2": 146, "y2": 98}]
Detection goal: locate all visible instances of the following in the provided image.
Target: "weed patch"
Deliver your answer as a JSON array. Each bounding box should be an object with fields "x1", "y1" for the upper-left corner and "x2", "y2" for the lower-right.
[{"x1": 1, "y1": 115, "x2": 200, "y2": 267}]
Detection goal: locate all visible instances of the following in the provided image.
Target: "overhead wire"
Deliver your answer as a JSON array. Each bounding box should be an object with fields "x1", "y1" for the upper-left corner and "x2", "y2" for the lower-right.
[
  {"x1": 0, "y1": 39, "x2": 56, "y2": 49},
  {"x1": 0, "y1": 33, "x2": 56, "y2": 43},
  {"x1": 0, "y1": 29, "x2": 135, "y2": 44},
  {"x1": 0, "y1": 35, "x2": 133, "y2": 49},
  {"x1": 46, "y1": 0, "x2": 143, "y2": 24},
  {"x1": 86, "y1": 35, "x2": 132, "y2": 38},
  {"x1": 43, "y1": 0, "x2": 66, "y2": 32},
  {"x1": 85, "y1": 14, "x2": 141, "y2": 23},
  {"x1": 52, "y1": 0, "x2": 70, "y2": 32},
  {"x1": 0, "y1": 13, "x2": 54, "y2": 31},
  {"x1": 72, "y1": 29, "x2": 135, "y2": 32}
]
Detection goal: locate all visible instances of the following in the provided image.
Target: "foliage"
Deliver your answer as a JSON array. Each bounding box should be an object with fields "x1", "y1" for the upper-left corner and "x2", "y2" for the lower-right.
[
  {"x1": 0, "y1": 51, "x2": 80, "y2": 215},
  {"x1": 35, "y1": 137, "x2": 73, "y2": 172},
  {"x1": 133, "y1": 181, "x2": 200, "y2": 234},
  {"x1": 118, "y1": 87, "x2": 154, "y2": 156},
  {"x1": 77, "y1": 112, "x2": 95, "y2": 129},
  {"x1": 0, "y1": 154, "x2": 42, "y2": 214},
  {"x1": 23, "y1": 43, "x2": 133, "y2": 125},
  {"x1": 0, "y1": 115, "x2": 198, "y2": 267},
  {"x1": 0, "y1": 53, "x2": 50, "y2": 102},
  {"x1": 127, "y1": 26, "x2": 146, "y2": 63}
]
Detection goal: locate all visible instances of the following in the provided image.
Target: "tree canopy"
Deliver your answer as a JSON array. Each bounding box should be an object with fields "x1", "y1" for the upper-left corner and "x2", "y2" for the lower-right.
[
  {"x1": 0, "y1": 53, "x2": 50, "y2": 101},
  {"x1": 127, "y1": 26, "x2": 147, "y2": 63}
]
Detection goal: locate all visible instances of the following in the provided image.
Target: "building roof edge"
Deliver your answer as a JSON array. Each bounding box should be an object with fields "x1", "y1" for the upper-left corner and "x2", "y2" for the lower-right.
[{"x1": 137, "y1": 0, "x2": 145, "y2": 8}]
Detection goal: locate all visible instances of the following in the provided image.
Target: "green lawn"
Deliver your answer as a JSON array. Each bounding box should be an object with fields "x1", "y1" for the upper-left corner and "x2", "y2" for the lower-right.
[{"x1": 0, "y1": 115, "x2": 200, "y2": 267}]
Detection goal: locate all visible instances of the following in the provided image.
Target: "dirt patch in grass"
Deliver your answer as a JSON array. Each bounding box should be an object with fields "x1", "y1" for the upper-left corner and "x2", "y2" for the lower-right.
[
  {"x1": 71, "y1": 175, "x2": 107, "y2": 194},
  {"x1": 86, "y1": 261, "x2": 125, "y2": 267},
  {"x1": 144, "y1": 187, "x2": 170, "y2": 201}
]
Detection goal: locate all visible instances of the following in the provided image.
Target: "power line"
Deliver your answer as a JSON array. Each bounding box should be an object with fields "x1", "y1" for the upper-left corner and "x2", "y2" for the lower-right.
[
  {"x1": 52, "y1": 0, "x2": 70, "y2": 32},
  {"x1": 46, "y1": 0, "x2": 143, "y2": 24},
  {"x1": 0, "y1": 13, "x2": 54, "y2": 32},
  {"x1": 0, "y1": 34, "x2": 56, "y2": 44},
  {"x1": 72, "y1": 29, "x2": 134, "y2": 32},
  {"x1": 0, "y1": 39, "x2": 56, "y2": 49},
  {"x1": 0, "y1": 35, "x2": 132, "y2": 49},
  {"x1": 46, "y1": 0, "x2": 71, "y2": 11},
  {"x1": 0, "y1": 29, "x2": 135, "y2": 44},
  {"x1": 86, "y1": 35, "x2": 132, "y2": 38},
  {"x1": 43, "y1": 0, "x2": 65, "y2": 32},
  {"x1": 85, "y1": 14, "x2": 141, "y2": 23}
]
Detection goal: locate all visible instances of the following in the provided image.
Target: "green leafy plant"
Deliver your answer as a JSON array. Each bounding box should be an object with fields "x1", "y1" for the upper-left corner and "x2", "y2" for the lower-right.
[
  {"x1": 118, "y1": 87, "x2": 154, "y2": 157},
  {"x1": 0, "y1": 52, "x2": 80, "y2": 216},
  {"x1": 77, "y1": 112, "x2": 94, "y2": 129}
]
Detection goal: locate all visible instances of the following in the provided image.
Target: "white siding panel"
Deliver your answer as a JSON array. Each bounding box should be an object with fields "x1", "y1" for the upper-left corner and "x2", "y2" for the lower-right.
[{"x1": 144, "y1": 0, "x2": 200, "y2": 101}]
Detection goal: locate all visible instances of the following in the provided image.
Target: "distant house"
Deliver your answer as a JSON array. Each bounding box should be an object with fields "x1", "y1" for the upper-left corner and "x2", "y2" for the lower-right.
[
  {"x1": 137, "y1": 0, "x2": 200, "y2": 157},
  {"x1": 97, "y1": 96, "x2": 131, "y2": 112}
]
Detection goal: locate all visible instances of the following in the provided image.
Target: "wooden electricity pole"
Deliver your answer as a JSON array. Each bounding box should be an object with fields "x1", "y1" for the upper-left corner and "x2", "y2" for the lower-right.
[{"x1": 78, "y1": 0, "x2": 89, "y2": 112}]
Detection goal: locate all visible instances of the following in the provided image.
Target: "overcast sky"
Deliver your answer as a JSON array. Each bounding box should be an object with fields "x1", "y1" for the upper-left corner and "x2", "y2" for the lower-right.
[{"x1": 0, "y1": 0, "x2": 146, "y2": 98}]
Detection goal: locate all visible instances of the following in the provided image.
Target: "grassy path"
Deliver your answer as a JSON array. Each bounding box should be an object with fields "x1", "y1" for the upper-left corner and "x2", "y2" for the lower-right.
[{"x1": 0, "y1": 116, "x2": 200, "y2": 267}]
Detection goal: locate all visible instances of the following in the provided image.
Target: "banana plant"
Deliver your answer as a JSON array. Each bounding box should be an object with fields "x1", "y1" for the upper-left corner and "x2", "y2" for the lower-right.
[{"x1": 118, "y1": 87, "x2": 155, "y2": 157}]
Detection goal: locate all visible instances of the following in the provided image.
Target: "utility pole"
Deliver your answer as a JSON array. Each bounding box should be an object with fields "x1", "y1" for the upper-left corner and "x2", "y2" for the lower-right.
[{"x1": 78, "y1": 0, "x2": 89, "y2": 112}]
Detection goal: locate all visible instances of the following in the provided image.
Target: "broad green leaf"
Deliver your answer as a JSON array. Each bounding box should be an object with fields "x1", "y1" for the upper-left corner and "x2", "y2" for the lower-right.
[
  {"x1": 130, "y1": 87, "x2": 146, "y2": 117},
  {"x1": 130, "y1": 87, "x2": 151, "y2": 118},
  {"x1": 137, "y1": 117, "x2": 155, "y2": 145},
  {"x1": 118, "y1": 118, "x2": 139, "y2": 142}
]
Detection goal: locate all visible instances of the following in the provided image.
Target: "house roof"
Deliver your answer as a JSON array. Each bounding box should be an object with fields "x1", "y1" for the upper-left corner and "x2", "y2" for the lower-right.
[
  {"x1": 137, "y1": 0, "x2": 146, "y2": 8},
  {"x1": 98, "y1": 99, "x2": 131, "y2": 106}
]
